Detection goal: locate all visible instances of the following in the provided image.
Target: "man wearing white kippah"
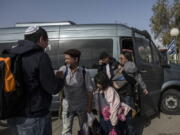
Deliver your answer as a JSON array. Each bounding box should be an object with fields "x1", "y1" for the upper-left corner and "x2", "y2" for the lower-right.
[{"x1": 7, "y1": 26, "x2": 65, "y2": 135}]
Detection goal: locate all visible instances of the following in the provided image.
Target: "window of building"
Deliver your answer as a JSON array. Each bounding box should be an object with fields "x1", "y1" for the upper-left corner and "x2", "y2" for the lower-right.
[{"x1": 151, "y1": 41, "x2": 160, "y2": 64}]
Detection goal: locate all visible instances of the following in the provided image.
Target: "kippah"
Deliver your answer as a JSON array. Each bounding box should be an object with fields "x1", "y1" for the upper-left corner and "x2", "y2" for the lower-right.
[{"x1": 25, "y1": 26, "x2": 39, "y2": 35}]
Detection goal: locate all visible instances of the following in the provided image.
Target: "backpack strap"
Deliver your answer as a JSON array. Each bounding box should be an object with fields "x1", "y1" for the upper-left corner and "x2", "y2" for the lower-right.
[
  {"x1": 64, "y1": 66, "x2": 68, "y2": 79},
  {"x1": 82, "y1": 66, "x2": 86, "y2": 81},
  {"x1": 64, "y1": 66, "x2": 86, "y2": 81}
]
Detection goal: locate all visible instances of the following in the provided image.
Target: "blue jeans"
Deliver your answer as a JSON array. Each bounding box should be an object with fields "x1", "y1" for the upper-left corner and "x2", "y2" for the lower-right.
[
  {"x1": 8, "y1": 114, "x2": 52, "y2": 135},
  {"x1": 123, "y1": 96, "x2": 137, "y2": 135},
  {"x1": 122, "y1": 96, "x2": 135, "y2": 109}
]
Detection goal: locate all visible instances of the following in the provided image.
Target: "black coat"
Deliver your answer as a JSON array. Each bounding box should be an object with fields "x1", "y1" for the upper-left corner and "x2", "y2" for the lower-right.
[
  {"x1": 95, "y1": 57, "x2": 119, "y2": 79},
  {"x1": 10, "y1": 40, "x2": 64, "y2": 117}
]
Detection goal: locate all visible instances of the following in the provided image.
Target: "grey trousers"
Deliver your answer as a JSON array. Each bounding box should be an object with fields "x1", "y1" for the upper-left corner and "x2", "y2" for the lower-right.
[{"x1": 61, "y1": 99, "x2": 87, "y2": 135}]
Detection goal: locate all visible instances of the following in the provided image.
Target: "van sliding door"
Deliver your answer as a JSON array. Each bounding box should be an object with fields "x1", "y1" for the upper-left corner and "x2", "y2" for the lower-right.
[{"x1": 132, "y1": 29, "x2": 162, "y2": 119}]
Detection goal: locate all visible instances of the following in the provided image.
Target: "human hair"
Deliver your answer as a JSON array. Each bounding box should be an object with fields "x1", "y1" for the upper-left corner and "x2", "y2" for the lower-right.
[
  {"x1": 94, "y1": 72, "x2": 111, "y2": 90},
  {"x1": 24, "y1": 27, "x2": 48, "y2": 43},
  {"x1": 121, "y1": 51, "x2": 132, "y2": 61},
  {"x1": 64, "y1": 49, "x2": 81, "y2": 62},
  {"x1": 99, "y1": 52, "x2": 109, "y2": 60}
]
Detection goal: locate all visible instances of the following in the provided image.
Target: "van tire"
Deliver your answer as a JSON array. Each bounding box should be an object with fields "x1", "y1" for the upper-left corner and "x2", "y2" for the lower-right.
[{"x1": 160, "y1": 89, "x2": 180, "y2": 115}]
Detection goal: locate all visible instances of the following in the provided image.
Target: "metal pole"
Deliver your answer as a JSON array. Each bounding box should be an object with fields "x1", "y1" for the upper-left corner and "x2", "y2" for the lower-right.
[{"x1": 175, "y1": 37, "x2": 177, "y2": 63}]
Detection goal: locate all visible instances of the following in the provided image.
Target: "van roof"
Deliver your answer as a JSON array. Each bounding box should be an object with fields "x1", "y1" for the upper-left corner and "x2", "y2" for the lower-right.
[
  {"x1": 0, "y1": 22, "x2": 150, "y2": 42},
  {"x1": 15, "y1": 21, "x2": 76, "y2": 27},
  {"x1": 0, "y1": 23, "x2": 133, "y2": 33}
]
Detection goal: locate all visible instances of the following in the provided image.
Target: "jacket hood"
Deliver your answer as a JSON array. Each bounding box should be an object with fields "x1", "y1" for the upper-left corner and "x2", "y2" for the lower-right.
[{"x1": 10, "y1": 40, "x2": 43, "y2": 54}]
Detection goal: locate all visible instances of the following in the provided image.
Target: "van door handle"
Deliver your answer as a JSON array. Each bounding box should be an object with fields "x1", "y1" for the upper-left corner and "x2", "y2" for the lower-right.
[{"x1": 140, "y1": 70, "x2": 147, "y2": 73}]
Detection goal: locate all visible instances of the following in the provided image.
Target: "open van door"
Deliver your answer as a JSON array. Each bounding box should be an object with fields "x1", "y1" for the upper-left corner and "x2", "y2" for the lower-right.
[{"x1": 132, "y1": 29, "x2": 163, "y2": 119}]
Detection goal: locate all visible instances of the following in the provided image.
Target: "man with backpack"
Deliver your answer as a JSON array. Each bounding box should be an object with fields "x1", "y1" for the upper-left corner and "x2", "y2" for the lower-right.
[
  {"x1": 6, "y1": 26, "x2": 64, "y2": 135},
  {"x1": 57, "y1": 49, "x2": 94, "y2": 135}
]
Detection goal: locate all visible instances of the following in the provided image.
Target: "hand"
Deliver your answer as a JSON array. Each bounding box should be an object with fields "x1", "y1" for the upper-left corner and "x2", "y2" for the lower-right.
[
  {"x1": 55, "y1": 71, "x2": 64, "y2": 78},
  {"x1": 143, "y1": 89, "x2": 149, "y2": 95},
  {"x1": 118, "y1": 64, "x2": 122, "y2": 69}
]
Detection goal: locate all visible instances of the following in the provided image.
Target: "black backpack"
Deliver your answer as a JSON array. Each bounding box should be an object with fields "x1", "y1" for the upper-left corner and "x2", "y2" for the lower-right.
[{"x1": 0, "y1": 50, "x2": 25, "y2": 119}]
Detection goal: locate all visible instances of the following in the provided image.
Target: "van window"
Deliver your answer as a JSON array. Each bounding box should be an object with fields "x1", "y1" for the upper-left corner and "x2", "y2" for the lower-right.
[
  {"x1": 121, "y1": 38, "x2": 133, "y2": 50},
  {"x1": 135, "y1": 37, "x2": 153, "y2": 64},
  {"x1": 120, "y1": 37, "x2": 134, "y2": 61},
  {"x1": 59, "y1": 39, "x2": 113, "y2": 68},
  {"x1": 45, "y1": 40, "x2": 60, "y2": 69},
  {"x1": 151, "y1": 41, "x2": 160, "y2": 64}
]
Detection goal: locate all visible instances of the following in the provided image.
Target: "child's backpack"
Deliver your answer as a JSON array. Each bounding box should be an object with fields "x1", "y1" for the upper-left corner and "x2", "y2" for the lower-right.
[{"x1": 0, "y1": 50, "x2": 25, "y2": 119}]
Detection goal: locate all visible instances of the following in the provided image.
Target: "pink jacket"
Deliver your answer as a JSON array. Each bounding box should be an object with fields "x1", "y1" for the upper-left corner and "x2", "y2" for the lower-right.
[{"x1": 103, "y1": 86, "x2": 120, "y2": 126}]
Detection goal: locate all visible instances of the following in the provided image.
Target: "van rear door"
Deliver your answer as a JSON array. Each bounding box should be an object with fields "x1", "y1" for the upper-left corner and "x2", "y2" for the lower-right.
[{"x1": 132, "y1": 29, "x2": 163, "y2": 119}]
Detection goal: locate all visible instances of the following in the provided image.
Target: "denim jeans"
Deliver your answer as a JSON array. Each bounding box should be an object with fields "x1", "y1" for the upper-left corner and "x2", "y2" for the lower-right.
[
  {"x1": 8, "y1": 114, "x2": 52, "y2": 135},
  {"x1": 61, "y1": 99, "x2": 87, "y2": 135},
  {"x1": 123, "y1": 96, "x2": 137, "y2": 135},
  {"x1": 122, "y1": 96, "x2": 135, "y2": 109},
  {"x1": 126, "y1": 111, "x2": 137, "y2": 135}
]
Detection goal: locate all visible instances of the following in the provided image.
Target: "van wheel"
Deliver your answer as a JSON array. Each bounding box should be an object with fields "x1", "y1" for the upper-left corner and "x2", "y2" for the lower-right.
[{"x1": 160, "y1": 89, "x2": 180, "y2": 115}]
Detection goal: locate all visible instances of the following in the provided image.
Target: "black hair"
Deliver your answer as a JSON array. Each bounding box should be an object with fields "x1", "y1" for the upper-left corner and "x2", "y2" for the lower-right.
[
  {"x1": 64, "y1": 49, "x2": 81, "y2": 62},
  {"x1": 94, "y1": 72, "x2": 111, "y2": 90},
  {"x1": 99, "y1": 52, "x2": 109, "y2": 60},
  {"x1": 24, "y1": 27, "x2": 48, "y2": 43},
  {"x1": 121, "y1": 51, "x2": 132, "y2": 61}
]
